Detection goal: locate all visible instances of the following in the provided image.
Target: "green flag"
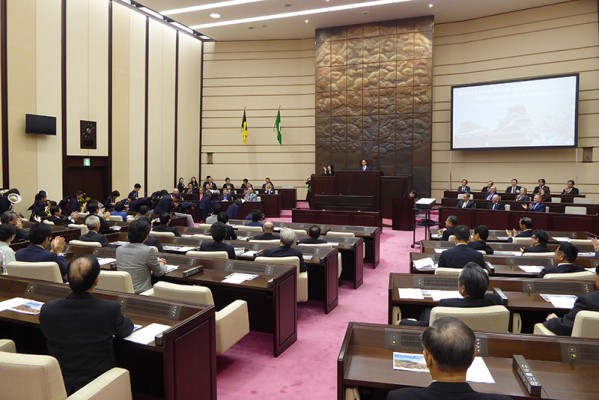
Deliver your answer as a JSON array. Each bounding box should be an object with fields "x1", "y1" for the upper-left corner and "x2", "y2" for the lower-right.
[{"x1": 275, "y1": 110, "x2": 282, "y2": 145}]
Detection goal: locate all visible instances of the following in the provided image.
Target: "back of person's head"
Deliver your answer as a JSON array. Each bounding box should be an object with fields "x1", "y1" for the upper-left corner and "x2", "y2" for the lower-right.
[
  {"x1": 50, "y1": 205, "x2": 61, "y2": 215},
  {"x1": 557, "y1": 242, "x2": 578, "y2": 263},
  {"x1": 458, "y1": 263, "x2": 489, "y2": 298},
  {"x1": 134, "y1": 183, "x2": 142, "y2": 189},
  {"x1": 533, "y1": 229, "x2": 549, "y2": 246},
  {"x1": 128, "y1": 219, "x2": 151, "y2": 243},
  {"x1": 29, "y1": 223, "x2": 52, "y2": 245},
  {"x1": 0, "y1": 223, "x2": 16, "y2": 242},
  {"x1": 251, "y1": 211, "x2": 263, "y2": 222},
  {"x1": 212, "y1": 204, "x2": 222, "y2": 215},
  {"x1": 473, "y1": 225, "x2": 489, "y2": 241},
  {"x1": 453, "y1": 225, "x2": 470, "y2": 242},
  {"x1": 87, "y1": 203, "x2": 99, "y2": 215},
  {"x1": 234, "y1": 198, "x2": 242, "y2": 206},
  {"x1": 520, "y1": 217, "x2": 533, "y2": 229},
  {"x1": 68, "y1": 255, "x2": 101, "y2": 293},
  {"x1": 280, "y1": 228, "x2": 296, "y2": 246},
  {"x1": 114, "y1": 202, "x2": 125, "y2": 212},
  {"x1": 139, "y1": 205, "x2": 149, "y2": 215},
  {"x1": 210, "y1": 222, "x2": 227, "y2": 242},
  {"x1": 159, "y1": 213, "x2": 171, "y2": 225},
  {"x1": 111, "y1": 190, "x2": 120, "y2": 197},
  {"x1": 263, "y1": 221, "x2": 274, "y2": 233},
  {"x1": 85, "y1": 215, "x2": 100, "y2": 231},
  {"x1": 422, "y1": 317, "x2": 476, "y2": 372},
  {"x1": 1, "y1": 211, "x2": 16, "y2": 224},
  {"x1": 160, "y1": 189, "x2": 169, "y2": 196},
  {"x1": 447, "y1": 215, "x2": 458, "y2": 226},
  {"x1": 308, "y1": 225, "x2": 321, "y2": 239},
  {"x1": 217, "y1": 212, "x2": 229, "y2": 224}
]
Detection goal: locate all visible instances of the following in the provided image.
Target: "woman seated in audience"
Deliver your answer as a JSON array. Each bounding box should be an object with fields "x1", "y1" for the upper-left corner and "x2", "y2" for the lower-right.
[
  {"x1": 177, "y1": 177, "x2": 186, "y2": 193},
  {"x1": 521, "y1": 230, "x2": 550, "y2": 253},
  {"x1": 189, "y1": 176, "x2": 199, "y2": 190}
]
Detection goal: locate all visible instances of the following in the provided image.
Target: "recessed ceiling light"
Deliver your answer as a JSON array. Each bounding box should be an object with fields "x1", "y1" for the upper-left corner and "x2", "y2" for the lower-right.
[
  {"x1": 429, "y1": 3, "x2": 434, "y2": 7},
  {"x1": 210, "y1": 13, "x2": 221, "y2": 18},
  {"x1": 199, "y1": 35, "x2": 212, "y2": 40},
  {"x1": 170, "y1": 21, "x2": 194, "y2": 34},
  {"x1": 162, "y1": 0, "x2": 265, "y2": 16},
  {"x1": 304, "y1": 19, "x2": 309, "y2": 23},
  {"x1": 139, "y1": 6, "x2": 164, "y2": 20}
]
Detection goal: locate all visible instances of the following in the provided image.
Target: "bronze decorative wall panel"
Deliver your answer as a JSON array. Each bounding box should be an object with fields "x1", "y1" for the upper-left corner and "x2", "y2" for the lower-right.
[{"x1": 315, "y1": 17, "x2": 433, "y2": 197}]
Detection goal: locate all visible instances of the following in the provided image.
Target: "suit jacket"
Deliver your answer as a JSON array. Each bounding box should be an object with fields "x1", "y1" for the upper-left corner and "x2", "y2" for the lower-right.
[
  {"x1": 144, "y1": 236, "x2": 163, "y2": 252},
  {"x1": 263, "y1": 245, "x2": 307, "y2": 272},
  {"x1": 13, "y1": 228, "x2": 29, "y2": 243},
  {"x1": 128, "y1": 190, "x2": 139, "y2": 202},
  {"x1": 199, "y1": 241, "x2": 236, "y2": 259},
  {"x1": 244, "y1": 193, "x2": 258, "y2": 202},
  {"x1": 543, "y1": 291, "x2": 599, "y2": 336},
  {"x1": 361, "y1": 166, "x2": 370, "y2": 171},
  {"x1": 439, "y1": 293, "x2": 503, "y2": 308},
  {"x1": 488, "y1": 202, "x2": 505, "y2": 211},
  {"x1": 533, "y1": 185, "x2": 551, "y2": 195},
  {"x1": 481, "y1": 186, "x2": 491, "y2": 192},
  {"x1": 252, "y1": 233, "x2": 280, "y2": 241},
  {"x1": 529, "y1": 202, "x2": 546, "y2": 212},
  {"x1": 485, "y1": 192, "x2": 497, "y2": 201},
  {"x1": 225, "y1": 225, "x2": 237, "y2": 240},
  {"x1": 154, "y1": 195, "x2": 173, "y2": 215},
  {"x1": 457, "y1": 186, "x2": 471, "y2": 193},
  {"x1": 505, "y1": 185, "x2": 522, "y2": 194},
  {"x1": 153, "y1": 224, "x2": 181, "y2": 237},
  {"x1": 515, "y1": 194, "x2": 531, "y2": 202},
  {"x1": 15, "y1": 244, "x2": 69, "y2": 279},
  {"x1": 507, "y1": 229, "x2": 533, "y2": 243},
  {"x1": 456, "y1": 199, "x2": 475, "y2": 209},
  {"x1": 438, "y1": 244, "x2": 485, "y2": 269},
  {"x1": 468, "y1": 240, "x2": 494, "y2": 255},
  {"x1": 440, "y1": 227, "x2": 456, "y2": 241},
  {"x1": 298, "y1": 237, "x2": 328, "y2": 244},
  {"x1": 522, "y1": 245, "x2": 550, "y2": 253},
  {"x1": 116, "y1": 243, "x2": 168, "y2": 293},
  {"x1": 263, "y1": 189, "x2": 275, "y2": 195},
  {"x1": 539, "y1": 263, "x2": 584, "y2": 277},
  {"x1": 79, "y1": 231, "x2": 109, "y2": 247},
  {"x1": 562, "y1": 187, "x2": 579, "y2": 195},
  {"x1": 48, "y1": 215, "x2": 74, "y2": 227},
  {"x1": 226, "y1": 203, "x2": 239, "y2": 219},
  {"x1": 387, "y1": 381, "x2": 511, "y2": 400}
]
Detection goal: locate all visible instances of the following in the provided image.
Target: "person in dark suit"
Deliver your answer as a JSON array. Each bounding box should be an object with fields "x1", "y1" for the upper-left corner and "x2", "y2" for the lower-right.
[
  {"x1": 562, "y1": 179, "x2": 579, "y2": 195},
  {"x1": 128, "y1": 183, "x2": 142, "y2": 203},
  {"x1": 64, "y1": 191, "x2": 83, "y2": 215},
  {"x1": 222, "y1": 177, "x2": 235, "y2": 190},
  {"x1": 263, "y1": 228, "x2": 307, "y2": 272},
  {"x1": 1, "y1": 211, "x2": 28, "y2": 242},
  {"x1": 15, "y1": 222, "x2": 68, "y2": 280},
  {"x1": 153, "y1": 213, "x2": 181, "y2": 237},
  {"x1": 78, "y1": 215, "x2": 109, "y2": 247},
  {"x1": 202, "y1": 176, "x2": 218, "y2": 190},
  {"x1": 438, "y1": 225, "x2": 485, "y2": 268},
  {"x1": 86, "y1": 203, "x2": 112, "y2": 234},
  {"x1": 468, "y1": 225, "x2": 494, "y2": 255},
  {"x1": 298, "y1": 225, "x2": 327, "y2": 244},
  {"x1": 521, "y1": 230, "x2": 550, "y2": 253},
  {"x1": 439, "y1": 215, "x2": 458, "y2": 241},
  {"x1": 263, "y1": 182, "x2": 276, "y2": 195},
  {"x1": 457, "y1": 179, "x2": 470, "y2": 193},
  {"x1": 247, "y1": 211, "x2": 264, "y2": 227},
  {"x1": 226, "y1": 199, "x2": 241, "y2": 220},
  {"x1": 360, "y1": 159, "x2": 370, "y2": 171},
  {"x1": 29, "y1": 192, "x2": 48, "y2": 222},
  {"x1": 199, "y1": 222, "x2": 236, "y2": 259},
  {"x1": 533, "y1": 178, "x2": 550, "y2": 200},
  {"x1": 199, "y1": 191, "x2": 213, "y2": 221},
  {"x1": 506, "y1": 217, "x2": 533, "y2": 242},
  {"x1": 217, "y1": 212, "x2": 237, "y2": 240},
  {"x1": 593, "y1": 237, "x2": 599, "y2": 258},
  {"x1": 525, "y1": 194, "x2": 546, "y2": 212},
  {"x1": 542, "y1": 267, "x2": 599, "y2": 336},
  {"x1": 154, "y1": 193, "x2": 180, "y2": 215},
  {"x1": 488, "y1": 194, "x2": 505, "y2": 210},
  {"x1": 262, "y1": 178, "x2": 275, "y2": 190},
  {"x1": 39, "y1": 255, "x2": 134, "y2": 395},
  {"x1": 515, "y1": 187, "x2": 531, "y2": 202},
  {"x1": 46, "y1": 205, "x2": 77, "y2": 227},
  {"x1": 505, "y1": 178, "x2": 521, "y2": 194},
  {"x1": 456, "y1": 193, "x2": 475, "y2": 209},
  {"x1": 103, "y1": 191, "x2": 120, "y2": 208},
  {"x1": 481, "y1": 180, "x2": 494, "y2": 192},
  {"x1": 252, "y1": 221, "x2": 280, "y2": 240},
  {"x1": 389, "y1": 317, "x2": 510, "y2": 400},
  {"x1": 539, "y1": 242, "x2": 584, "y2": 277}
]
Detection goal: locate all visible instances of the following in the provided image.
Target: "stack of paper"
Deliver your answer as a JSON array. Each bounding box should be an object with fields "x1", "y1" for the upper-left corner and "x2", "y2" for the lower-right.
[
  {"x1": 412, "y1": 257, "x2": 436, "y2": 271},
  {"x1": 164, "y1": 265, "x2": 178, "y2": 273},
  {"x1": 422, "y1": 290, "x2": 462, "y2": 301},
  {"x1": 125, "y1": 323, "x2": 170, "y2": 345},
  {"x1": 540, "y1": 294, "x2": 577, "y2": 309},
  {"x1": 97, "y1": 257, "x2": 116, "y2": 266},
  {"x1": 398, "y1": 288, "x2": 425, "y2": 299},
  {"x1": 495, "y1": 251, "x2": 522, "y2": 256},
  {"x1": 552, "y1": 237, "x2": 571, "y2": 242},
  {"x1": 518, "y1": 265, "x2": 543, "y2": 273},
  {"x1": 434, "y1": 248, "x2": 448, "y2": 254},
  {"x1": 222, "y1": 272, "x2": 259, "y2": 284},
  {"x1": 112, "y1": 241, "x2": 128, "y2": 246}
]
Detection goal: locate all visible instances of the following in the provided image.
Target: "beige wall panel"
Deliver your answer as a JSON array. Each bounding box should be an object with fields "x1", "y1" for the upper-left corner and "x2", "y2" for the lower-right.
[
  {"x1": 204, "y1": 50, "x2": 314, "y2": 61},
  {"x1": 204, "y1": 39, "x2": 314, "y2": 54},
  {"x1": 204, "y1": 59, "x2": 314, "y2": 79},
  {"x1": 203, "y1": 115, "x2": 313, "y2": 129},
  {"x1": 205, "y1": 76, "x2": 315, "y2": 88},
  {"x1": 204, "y1": 94, "x2": 315, "y2": 111},
  {"x1": 147, "y1": 20, "x2": 176, "y2": 193},
  {"x1": 204, "y1": 84, "x2": 314, "y2": 97}
]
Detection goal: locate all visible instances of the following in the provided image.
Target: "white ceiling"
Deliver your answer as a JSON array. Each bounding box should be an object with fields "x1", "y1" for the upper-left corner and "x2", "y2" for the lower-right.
[{"x1": 137, "y1": 0, "x2": 568, "y2": 41}]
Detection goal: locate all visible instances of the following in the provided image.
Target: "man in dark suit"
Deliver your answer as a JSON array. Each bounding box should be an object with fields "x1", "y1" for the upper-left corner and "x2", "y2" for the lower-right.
[
  {"x1": 298, "y1": 225, "x2": 327, "y2": 244},
  {"x1": 199, "y1": 222, "x2": 236, "y2": 259},
  {"x1": 226, "y1": 199, "x2": 241, "y2": 220},
  {"x1": 521, "y1": 230, "x2": 550, "y2": 253},
  {"x1": 15, "y1": 222, "x2": 68, "y2": 280},
  {"x1": 247, "y1": 211, "x2": 264, "y2": 227},
  {"x1": 539, "y1": 242, "x2": 584, "y2": 277},
  {"x1": 263, "y1": 228, "x2": 307, "y2": 272},
  {"x1": 506, "y1": 217, "x2": 533, "y2": 241},
  {"x1": 505, "y1": 178, "x2": 521, "y2": 194},
  {"x1": 262, "y1": 178, "x2": 274, "y2": 190},
  {"x1": 252, "y1": 221, "x2": 280, "y2": 240},
  {"x1": 86, "y1": 203, "x2": 111, "y2": 234},
  {"x1": 154, "y1": 193, "x2": 180, "y2": 215},
  {"x1": 198, "y1": 191, "x2": 213, "y2": 221},
  {"x1": 562, "y1": 179, "x2": 579, "y2": 195},
  {"x1": 1, "y1": 211, "x2": 28, "y2": 242},
  {"x1": 39, "y1": 255, "x2": 134, "y2": 394},
  {"x1": 360, "y1": 159, "x2": 370, "y2": 171},
  {"x1": 488, "y1": 194, "x2": 505, "y2": 210},
  {"x1": 457, "y1": 179, "x2": 470, "y2": 193},
  {"x1": 388, "y1": 317, "x2": 510, "y2": 400},
  {"x1": 78, "y1": 215, "x2": 109, "y2": 247},
  {"x1": 153, "y1": 213, "x2": 181, "y2": 236},
  {"x1": 439, "y1": 215, "x2": 458, "y2": 241},
  {"x1": 526, "y1": 194, "x2": 546, "y2": 212},
  {"x1": 217, "y1": 212, "x2": 237, "y2": 240},
  {"x1": 542, "y1": 267, "x2": 599, "y2": 336},
  {"x1": 533, "y1": 178, "x2": 550, "y2": 196},
  {"x1": 456, "y1": 193, "x2": 475, "y2": 209},
  {"x1": 438, "y1": 225, "x2": 485, "y2": 269},
  {"x1": 468, "y1": 225, "x2": 494, "y2": 255},
  {"x1": 47, "y1": 205, "x2": 77, "y2": 227},
  {"x1": 515, "y1": 187, "x2": 531, "y2": 202},
  {"x1": 481, "y1": 180, "x2": 494, "y2": 192}
]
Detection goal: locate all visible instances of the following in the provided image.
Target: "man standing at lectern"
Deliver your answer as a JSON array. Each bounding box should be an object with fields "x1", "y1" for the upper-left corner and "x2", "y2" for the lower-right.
[{"x1": 360, "y1": 159, "x2": 370, "y2": 171}]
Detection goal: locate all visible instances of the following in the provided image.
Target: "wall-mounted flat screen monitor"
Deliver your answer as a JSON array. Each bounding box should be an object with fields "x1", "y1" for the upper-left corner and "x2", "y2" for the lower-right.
[
  {"x1": 25, "y1": 114, "x2": 57, "y2": 135},
  {"x1": 451, "y1": 74, "x2": 579, "y2": 150}
]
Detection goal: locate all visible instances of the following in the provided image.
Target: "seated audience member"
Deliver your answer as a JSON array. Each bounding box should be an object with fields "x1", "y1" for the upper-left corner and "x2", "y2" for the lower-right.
[
  {"x1": 15, "y1": 223, "x2": 68, "y2": 280},
  {"x1": 521, "y1": 230, "x2": 550, "y2": 253},
  {"x1": 1, "y1": 211, "x2": 28, "y2": 242},
  {"x1": 217, "y1": 212, "x2": 237, "y2": 240},
  {"x1": 456, "y1": 193, "x2": 475, "y2": 209},
  {"x1": 39, "y1": 255, "x2": 134, "y2": 395},
  {"x1": 298, "y1": 225, "x2": 327, "y2": 244},
  {"x1": 484, "y1": 186, "x2": 497, "y2": 201},
  {"x1": 533, "y1": 178, "x2": 550, "y2": 196},
  {"x1": 103, "y1": 191, "x2": 120, "y2": 208},
  {"x1": 154, "y1": 192, "x2": 179, "y2": 215},
  {"x1": 439, "y1": 215, "x2": 458, "y2": 241},
  {"x1": 263, "y1": 228, "x2": 307, "y2": 272},
  {"x1": 264, "y1": 182, "x2": 275, "y2": 194},
  {"x1": 222, "y1": 177, "x2": 235, "y2": 190},
  {"x1": 481, "y1": 180, "x2": 494, "y2": 192},
  {"x1": 116, "y1": 219, "x2": 167, "y2": 293},
  {"x1": 542, "y1": 266, "x2": 599, "y2": 336},
  {"x1": 135, "y1": 205, "x2": 149, "y2": 219},
  {"x1": 562, "y1": 179, "x2": 579, "y2": 195},
  {"x1": 189, "y1": 177, "x2": 199, "y2": 190},
  {"x1": 29, "y1": 192, "x2": 49, "y2": 222},
  {"x1": 206, "y1": 204, "x2": 221, "y2": 224},
  {"x1": 457, "y1": 179, "x2": 470, "y2": 193},
  {"x1": 438, "y1": 225, "x2": 485, "y2": 269},
  {"x1": 177, "y1": 177, "x2": 186, "y2": 193},
  {"x1": 64, "y1": 191, "x2": 83, "y2": 215},
  {"x1": 515, "y1": 187, "x2": 531, "y2": 202},
  {"x1": 110, "y1": 202, "x2": 128, "y2": 221},
  {"x1": 78, "y1": 215, "x2": 109, "y2": 247},
  {"x1": 506, "y1": 217, "x2": 533, "y2": 241},
  {"x1": 153, "y1": 213, "x2": 181, "y2": 237},
  {"x1": 262, "y1": 177, "x2": 274, "y2": 190},
  {"x1": 203, "y1": 175, "x2": 217, "y2": 190},
  {"x1": 86, "y1": 202, "x2": 111, "y2": 234},
  {"x1": 524, "y1": 194, "x2": 546, "y2": 212},
  {"x1": 0, "y1": 223, "x2": 16, "y2": 264},
  {"x1": 221, "y1": 188, "x2": 233, "y2": 202},
  {"x1": 505, "y1": 178, "x2": 521, "y2": 194},
  {"x1": 183, "y1": 182, "x2": 198, "y2": 196},
  {"x1": 488, "y1": 194, "x2": 504, "y2": 210},
  {"x1": 247, "y1": 211, "x2": 264, "y2": 227},
  {"x1": 244, "y1": 187, "x2": 258, "y2": 202},
  {"x1": 47, "y1": 205, "x2": 77, "y2": 226},
  {"x1": 538, "y1": 187, "x2": 552, "y2": 203},
  {"x1": 593, "y1": 237, "x2": 599, "y2": 258},
  {"x1": 400, "y1": 263, "x2": 502, "y2": 326},
  {"x1": 468, "y1": 225, "x2": 494, "y2": 255},
  {"x1": 199, "y1": 222, "x2": 236, "y2": 259},
  {"x1": 227, "y1": 199, "x2": 241, "y2": 219},
  {"x1": 539, "y1": 242, "x2": 584, "y2": 277},
  {"x1": 388, "y1": 317, "x2": 510, "y2": 400},
  {"x1": 240, "y1": 178, "x2": 251, "y2": 191},
  {"x1": 252, "y1": 221, "x2": 280, "y2": 240}
]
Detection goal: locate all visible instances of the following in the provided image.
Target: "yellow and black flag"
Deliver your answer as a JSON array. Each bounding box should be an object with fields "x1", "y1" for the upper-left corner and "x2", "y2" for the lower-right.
[{"x1": 241, "y1": 110, "x2": 248, "y2": 144}]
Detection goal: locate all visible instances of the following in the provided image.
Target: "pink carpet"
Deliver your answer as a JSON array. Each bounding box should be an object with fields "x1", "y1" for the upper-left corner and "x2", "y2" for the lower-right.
[{"x1": 216, "y1": 217, "x2": 427, "y2": 399}]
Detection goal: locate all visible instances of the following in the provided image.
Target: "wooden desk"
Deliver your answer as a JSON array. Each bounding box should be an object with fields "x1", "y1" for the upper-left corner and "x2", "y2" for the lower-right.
[
  {"x1": 292, "y1": 208, "x2": 382, "y2": 228},
  {"x1": 10, "y1": 226, "x2": 82, "y2": 251},
  {"x1": 444, "y1": 190, "x2": 586, "y2": 203},
  {"x1": 441, "y1": 197, "x2": 599, "y2": 215},
  {"x1": 338, "y1": 322, "x2": 599, "y2": 400},
  {"x1": 419, "y1": 240, "x2": 597, "y2": 255},
  {"x1": 0, "y1": 275, "x2": 216, "y2": 400},
  {"x1": 232, "y1": 193, "x2": 282, "y2": 217}
]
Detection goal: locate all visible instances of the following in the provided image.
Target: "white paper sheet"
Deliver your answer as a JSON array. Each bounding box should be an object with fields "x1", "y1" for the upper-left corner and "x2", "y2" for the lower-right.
[
  {"x1": 125, "y1": 323, "x2": 170, "y2": 345},
  {"x1": 412, "y1": 257, "x2": 436, "y2": 271},
  {"x1": 494, "y1": 251, "x2": 522, "y2": 256},
  {"x1": 466, "y1": 357, "x2": 495, "y2": 384},
  {"x1": 541, "y1": 294, "x2": 577, "y2": 309},
  {"x1": 430, "y1": 234, "x2": 441, "y2": 239},
  {"x1": 164, "y1": 265, "x2": 178, "y2": 274},
  {"x1": 112, "y1": 241, "x2": 128, "y2": 246},
  {"x1": 586, "y1": 268, "x2": 597, "y2": 273},
  {"x1": 496, "y1": 236, "x2": 510, "y2": 241},
  {"x1": 552, "y1": 237, "x2": 571, "y2": 242},
  {"x1": 162, "y1": 246, "x2": 196, "y2": 253},
  {"x1": 109, "y1": 225, "x2": 122, "y2": 231},
  {"x1": 518, "y1": 265, "x2": 543, "y2": 273},
  {"x1": 398, "y1": 288, "x2": 425, "y2": 299},
  {"x1": 222, "y1": 272, "x2": 259, "y2": 284},
  {"x1": 434, "y1": 248, "x2": 448, "y2": 254},
  {"x1": 302, "y1": 255, "x2": 313, "y2": 260},
  {"x1": 427, "y1": 290, "x2": 462, "y2": 302},
  {"x1": 240, "y1": 251, "x2": 260, "y2": 258},
  {"x1": 579, "y1": 252, "x2": 596, "y2": 257},
  {"x1": 97, "y1": 257, "x2": 116, "y2": 266}
]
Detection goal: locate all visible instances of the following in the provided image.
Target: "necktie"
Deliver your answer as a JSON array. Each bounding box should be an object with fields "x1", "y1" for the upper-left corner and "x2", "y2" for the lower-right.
[{"x1": 512, "y1": 187, "x2": 516, "y2": 193}]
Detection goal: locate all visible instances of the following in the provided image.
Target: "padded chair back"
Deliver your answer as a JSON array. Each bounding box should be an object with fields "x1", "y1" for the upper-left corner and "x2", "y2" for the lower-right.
[
  {"x1": 573, "y1": 197, "x2": 591, "y2": 204},
  {"x1": 512, "y1": 237, "x2": 533, "y2": 245},
  {"x1": 192, "y1": 234, "x2": 213, "y2": 241},
  {"x1": 0, "y1": 351, "x2": 67, "y2": 400},
  {"x1": 149, "y1": 231, "x2": 175, "y2": 238},
  {"x1": 521, "y1": 252, "x2": 554, "y2": 257},
  {"x1": 543, "y1": 271, "x2": 596, "y2": 281},
  {"x1": 198, "y1": 223, "x2": 213, "y2": 229},
  {"x1": 434, "y1": 267, "x2": 462, "y2": 276},
  {"x1": 68, "y1": 223, "x2": 89, "y2": 235},
  {"x1": 151, "y1": 281, "x2": 214, "y2": 305},
  {"x1": 6, "y1": 261, "x2": 62, "y2": 283},
  {"x1": 237, "y1": 225, "x2": 263, "y2": 233},
  {"x1": 551, "y1": 197, "x2": 562, "y2": 203},
  {"x1": 569, "y1": 239, "x2": 593, "y2": 246},
  {"x1": 564, "y1": 206, "x2": 586, "y2": 215},
  {"x1": 430, "y1": 305, "x2": 510, "y2": 333},
  {"x1": 249, "y1": 239, "x2": 280, "y2": 244},
  {"x1": 292, "y1": 229, "x2": 307, "y2": 236},
  {"x1": 326, "y1": 231, "x2": 355, "y2": 238},
  {"x1": 186, "y1": 250, "x2": 228, "y2": 260},
  {"x1": 96, "y1": 270, "x2": 135, "y2": 293},
  {"x1": 108, "y1": 215, "x2": 123, "y2": 222},
  {"x1": 504, "y1": 204, "x2": 511, "y2": 211},
  {"x1": 0, "y1": 339, "x2": 16, "y2": 353},
  {"x1": 572, "y1": 311, "x2": 599, "y2": 338},
  {"x1": 256, "y1": 255, "x2": 308, "y2": 302},
  {"x1": 68, "y1": 239, "x2": 102, "y2": 248}
]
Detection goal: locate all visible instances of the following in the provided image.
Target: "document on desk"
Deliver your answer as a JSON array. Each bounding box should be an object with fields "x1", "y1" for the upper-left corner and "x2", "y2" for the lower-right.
[
  {"x1": 112, "y1": 241, "x2": 128, "y2": 246},
  {"x1": 97, "y1": 257, "x2": 116, "y2": 266},
  {"x1": 579, "y1": 252, "x2": 597, "y2": 257},
  {"x1": 552, "y1": 237, "x2": 571, "y2": 242},
  {"x1": 398, "y1": 288, "x2": 425, "y2": 299},
  {"x1": 125, "y1": 323, "x2": 171, "y2": 345},
  {"x1": 466, "y1": 357, "x2": 495, "y2": 384},
  {"x1": 518, "y1": 265, "x2": 543, "y2": 273},
  {"x1": 540, "y1": 294, "x2": 577, "y2": 309},
  {"x1": 222, "y1": 272, "x2": 259, "y2": 284},
  {"x1": 424, "y1": 290, "x2": 462, "y2": 302},
  {"x1": 0, "y1": 297, "x2": 44, "y2": 315},
  {"x1": 240, "y1": 250, "x2": 262, "y2": 257},
  {"x1": 496, "y1": 236, "x2": 510, "y2": 241},
  {"x1": 434, "y1": 248, "x2": 447, "y2": 254},
  {"x1": 162, "y1": 245, "x2": 196, "y2": 253},
  {"x1": 494, "y1": 251, "x2": 522, "y2": 256},
  {"x1": 392, "y1": 353, "x2": 495, "y2": 383},
  {"x1": 110, "y1": 225, "x2": 122, "y2": 231},
  {"x1": 430, "y1": 234, "x2": 441, "y2": 239},
  {"x1": 412, "y1": 257, "x2": 436, "y2": 271},
  {"x1": 164, "y1": 265, "x2": 179, "y2": 273}
]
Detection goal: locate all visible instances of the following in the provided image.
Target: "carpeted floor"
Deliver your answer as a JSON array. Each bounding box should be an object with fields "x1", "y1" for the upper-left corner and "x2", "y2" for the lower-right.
[{"x1": 216, "y1": 214, "x2": 427, "y2": 399}]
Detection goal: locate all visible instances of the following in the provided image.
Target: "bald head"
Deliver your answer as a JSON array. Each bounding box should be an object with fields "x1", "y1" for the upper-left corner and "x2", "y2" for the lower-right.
[
  {"x1": 423, "y1": 317, "x2": 476, "y2": 372},
  {"x1": 262, "y1": 221, "x2": 274, "y2": 233},
  {"x1": 68, "y1": 255, "x2": 101, "y2": 293}
]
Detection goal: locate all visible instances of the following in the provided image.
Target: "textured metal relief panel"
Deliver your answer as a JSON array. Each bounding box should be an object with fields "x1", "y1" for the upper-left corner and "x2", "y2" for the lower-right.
[{"x1": 315, "y1": 16, "x2": 433, "y2": 196}]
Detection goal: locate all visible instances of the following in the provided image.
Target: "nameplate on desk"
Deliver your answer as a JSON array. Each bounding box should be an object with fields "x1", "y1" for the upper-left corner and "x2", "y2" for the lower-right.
[
  {"x1": 118, "y1": 296, "x2": 181, "y2": 320},
  {"x1": 512, "y1": 355, "x2": 542, "y2": 397},
  {"x1": 181, "y1": 266, "x2": 203, "y2": 278}
]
